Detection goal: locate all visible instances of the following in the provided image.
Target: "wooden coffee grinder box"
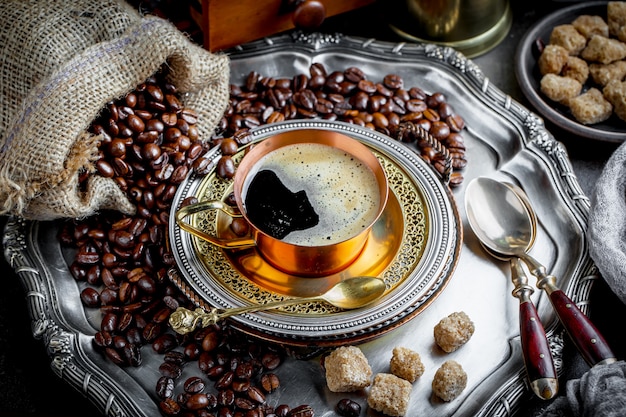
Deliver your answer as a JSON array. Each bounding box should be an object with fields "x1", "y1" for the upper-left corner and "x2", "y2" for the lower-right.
[{"x1": 190, "y1": 0, "x2": 376, "y2": 52}]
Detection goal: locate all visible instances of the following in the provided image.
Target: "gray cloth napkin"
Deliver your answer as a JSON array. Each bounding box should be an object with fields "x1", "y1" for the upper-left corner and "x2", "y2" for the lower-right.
[
  {"x1": 588, "y1": 141, "x2": 626, "y2": 305},
  {"x1": 536, "y1": 361, "x2": 626, "y2": 417}
]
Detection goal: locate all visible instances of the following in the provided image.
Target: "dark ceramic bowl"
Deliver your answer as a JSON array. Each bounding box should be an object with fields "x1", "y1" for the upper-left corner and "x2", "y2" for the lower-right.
[{"x1": 515, "y1": 1, "x2": 626, "y2": 143}]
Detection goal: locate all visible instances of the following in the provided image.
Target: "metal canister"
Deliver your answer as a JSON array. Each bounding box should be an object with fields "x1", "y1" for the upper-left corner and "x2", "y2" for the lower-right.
[{"x1": 388, "y1": 0, "x2": 512, "y2": 57}]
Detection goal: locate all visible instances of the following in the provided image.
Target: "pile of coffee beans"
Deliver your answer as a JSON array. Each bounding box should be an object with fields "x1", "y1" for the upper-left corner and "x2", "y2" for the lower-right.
[
  {"x1": 154, "y1": 325, "x2": 312, "y2": 417},
  {"x1": 59, "y1": 62, "x2": 472, "y2": 417},
  {"x1": 213, "y1": 63, "x2": 467, "y2": 187},
  {"x1": 61, "y1": 70, "x2": 310, "y2": 416}
]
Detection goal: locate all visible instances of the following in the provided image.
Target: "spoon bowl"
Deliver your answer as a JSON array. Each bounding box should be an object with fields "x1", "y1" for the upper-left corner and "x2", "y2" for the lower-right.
[
  {"x1": 474, "y1": 181, "x2": 536, "y2": 260},
  {"x1": 319, "y1": 276, "x2": 387, "y2": 309},
  {"x1": 169, "y1": 276, "x2": 387, "y2": 335},
  {"x1": 465, "y1": 178, "x2": 534, "y2": 257}
]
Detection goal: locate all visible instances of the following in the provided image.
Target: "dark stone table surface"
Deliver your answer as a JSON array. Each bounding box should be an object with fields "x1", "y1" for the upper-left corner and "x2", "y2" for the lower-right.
[{"x1": 1, "y1": 1, "x2": 624, "y2": 416}]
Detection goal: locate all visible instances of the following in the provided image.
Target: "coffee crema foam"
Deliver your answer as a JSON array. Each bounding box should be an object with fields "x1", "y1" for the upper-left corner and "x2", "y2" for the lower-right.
[{"x1": 242, "y1": 143, "x2": 382, "y2": 246}]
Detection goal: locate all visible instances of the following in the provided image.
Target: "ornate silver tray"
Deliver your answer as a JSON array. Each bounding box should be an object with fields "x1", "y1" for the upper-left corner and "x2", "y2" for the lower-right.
[{"x1": 3, "y1": 32, "x2": 595, "y2": 417}]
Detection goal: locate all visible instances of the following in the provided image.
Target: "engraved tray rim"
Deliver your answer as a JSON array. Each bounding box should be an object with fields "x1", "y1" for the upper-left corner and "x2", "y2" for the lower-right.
[
  {"x1": 167, "y1": 120, "x2": 462, "y2": 346},
  {"x1": 2, "y1": 32, "x2": 595, "y2": 417}
]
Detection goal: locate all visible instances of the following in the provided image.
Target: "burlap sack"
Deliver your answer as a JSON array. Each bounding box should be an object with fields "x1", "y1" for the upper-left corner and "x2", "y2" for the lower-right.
[{"x1": 0, "y1": 0, "x2": 230, "y2": 220}]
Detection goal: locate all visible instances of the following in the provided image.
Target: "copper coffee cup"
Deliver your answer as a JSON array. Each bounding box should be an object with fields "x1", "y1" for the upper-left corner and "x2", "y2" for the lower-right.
[{"x1": 175, "y1": 129, "x2": 388, "y2": 277}]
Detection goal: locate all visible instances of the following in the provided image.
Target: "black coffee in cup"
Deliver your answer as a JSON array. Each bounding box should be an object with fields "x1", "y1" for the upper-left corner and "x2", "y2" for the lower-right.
[
  {"x1": 242, "y1": 142, "x2": 381, "y2": 246},
  {"x1": 244, "y1": 169, "x2": 319, "y2": 239}
]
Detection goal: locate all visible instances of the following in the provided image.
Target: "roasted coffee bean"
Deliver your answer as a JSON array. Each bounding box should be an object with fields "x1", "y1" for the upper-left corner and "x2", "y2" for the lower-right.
[
  {"x1": 247, "y1": 387, "x2": 266, "y2": 404},
  {"x1": 123, "y1": 343, "x2": 142, "y2": 366},
  {"x1": 115, "y1": 310, "x2": 132, "y2": 331},
  {"x1": 186, "y1": 393, "x2": 210, "y2": 410},
  {"x1": 344, "y1": 66, "x2": 365, "y2": 82},
  {"x1": 156, "y1": 376, "x2": 175, "y2": 399},
  {"x1": 230, "y1": 218, "x2": 249, "y2": 236},
  {"x1": 126, "y1": 327, "x2": 143, "y2": 345},
  {"x1": 449, "y1": 171, "x2": 465, "y2": 187},
  {"x1": 244, "y1": 408, "x2": 265, "y2": 417},
  {"x1": 275, "y1": 405, "x2": 291, "y2": 417},
  {"x1": 232, "y1": 379, "x2": 251, "y2": 393},
  {"x1": 152, "y1": 307, "x2": 171, "y2": 324},
  {"x1": 184, "y1": 376, "x2": 206, "y2": 393},
  {"x1": 181, "y1": 109, "x2": 199, "y2": 125},
  {"x1": 96, "y1": 160, "x2": 115, "y2": 177},
  {"x1": 159, "y1": 398, "x2": 180, "y2": 416},
  {"x1": 164, "y1": 350, "x2": 186, "y2": 365},
  {"x1": 215, "y1": 371, "x2": 234, "y2": 390},
  {"x1": 218, "y1": 389, "x2": 235, "y2": 407},
  {"x1": 430, "y1": 121, "x2": 450, "y2": 140},
  {"x1": 80, "y1": 287, "x2": 100, "y2": 307},
  {"x1": 287, "y1": 404, "x2": 314, "y2": 417},
  {"x1": 143, "y1": 322, "x2": 162, "y2": 342},
  {"x1": 76, "y1": 250, "x2": 100, "y2": 265},
  {"x1": 260, "y1": 373, "x2": 280, "y2": 393},
  {"x1": 216, "y1": 155, "x2": 236, "y2": 179},
  {"x1": 176, "y1": 392, "x2": 190, "y2": 407},
  {"x1": 137, "y1": 275, "x2": 157, "y2": 294},
  {"x1": 447, "y1": 114, "x2": 465, "y2": 132},
  {"x1": 93, "y1": 331, "x2": 113, "y2": 348},
  {"x1": 336, "y1": 399, "x2": 360, "y2": 417},
  {"x1": 201, "y1": 331, "x2": 221, "y2": 352},
  {"x1": 235, "y1": 397, "x2": 256, "y2": 411},
  {"x1": 383, "y1": 74, "x2": 403, "y2": 90},
  {"x1": 198, "y1": 351, "x2": 216, "y2": 373},
  {"x1": 105, "y1": 347, "x2": 126, "y2": 366},
  {"x1": 207, "y1": 364, "x2": 226, "y2": 380},
  {"x1": 261, "y1": 353, "x2": 281, "y2": 370},
  {"x1": 159, "y1": 361, "x2": 182, "y2": 379},
  {"x1": 206, "y1": 393, "x2": 218, "y2": 410},
  {"x1": 235, "y1": 362, "x2": 253, "y2": 380},
  {"x1": 101, "y1": 312, "x2": 118, "y2": 333},
  {"x1": 152, "y1": 333, "x2": 178, "y2": 354}
]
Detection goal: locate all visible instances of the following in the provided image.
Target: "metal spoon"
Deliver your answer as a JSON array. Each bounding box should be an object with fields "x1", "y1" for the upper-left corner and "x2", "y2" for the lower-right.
[
  {"x1": 465, "y1": 177, "x2": 616, "y2": 367},
  {"x1": 168, "y1": 276, "x2": 387, "y2": 335},
  {"x1": 472, "y1": 183, "x2": 558, "y2": 399}
]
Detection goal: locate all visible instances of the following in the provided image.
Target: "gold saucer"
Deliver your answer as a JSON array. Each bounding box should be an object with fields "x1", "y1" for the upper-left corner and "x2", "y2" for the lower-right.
[
  {"x1": 217, "y1": 184, "x2": 404, "y2": 297},
  {"x1": 169, "y1": 120, "x2": 460, "y2": 346},
  {"x1": 188, "y1": 147, "x2": 428, "y2": 315}
]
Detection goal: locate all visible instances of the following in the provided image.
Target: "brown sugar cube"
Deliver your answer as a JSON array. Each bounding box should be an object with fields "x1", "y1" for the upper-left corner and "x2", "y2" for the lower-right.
[
  {"x1": 390, "y1": 347, "x2": 425, "y2": 383},
  {"x1": 604, "y1": 79, "x2": 626, "y2": 121},
  {"x1": 581, "y1": 34, "x2": 626, "y2": 64},
  {"x1": 540, "y1": 73, "x2": 583, "y2": 106},
  {"x1": 608, "y1": 2, "x2": 626, "y2": 37},
  {"x1": 367, "y1": 373, "x2": 412, "y2": 416},
  {"x1": 324, "y1": 346, "x2": 372, "y2": 392},
  {"x1": 549, "y1": 24, "x2": 588, "y2": 55},
  {"x1": 569, "y1": 88, "x2": 613, "y2": 124},
  {"x1": 434, "y1": 311, "x2": 475, "y2": 353},
  {"x1": 432, "y1": 360, "x2": 467, "y2": 402},
  {"x1": 572, "y1": 14, "x2": 610, "y2": 39},
  {"x1": 590, "y1": 60, "x2": 626, "y2": 85},
  {"x1": 538, "y1": 44, "x2": 569, "y2": 75},
  {"x1": 562, "y1": 56, "x2": 590, "y2": 84}
]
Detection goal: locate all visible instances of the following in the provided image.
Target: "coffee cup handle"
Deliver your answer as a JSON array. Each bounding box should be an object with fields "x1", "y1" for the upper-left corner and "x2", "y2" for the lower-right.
[{"x1": 175, "y1": 200, "x2": 257, "y2": 249}]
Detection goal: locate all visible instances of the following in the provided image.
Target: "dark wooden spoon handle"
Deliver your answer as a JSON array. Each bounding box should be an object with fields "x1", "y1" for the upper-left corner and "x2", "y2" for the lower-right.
[
  {"x1": 519, "y1": 299, "x2": 558, "y2": 399},
  {"x1": 548, "y1": 289, "x2": 616, "y2": 366}
]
